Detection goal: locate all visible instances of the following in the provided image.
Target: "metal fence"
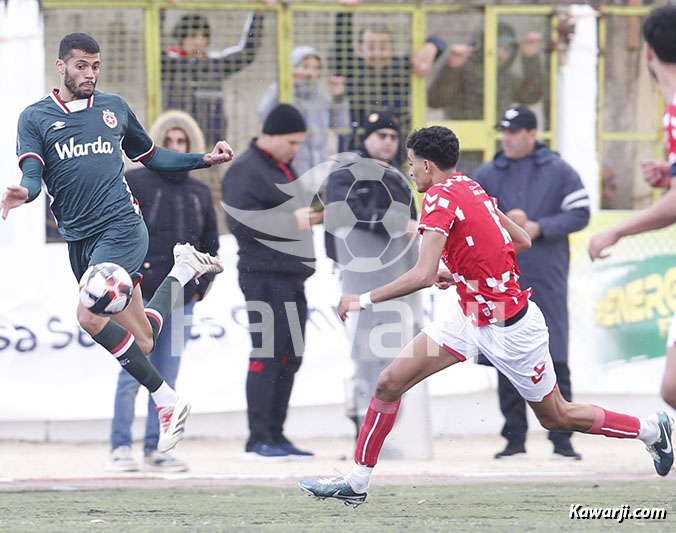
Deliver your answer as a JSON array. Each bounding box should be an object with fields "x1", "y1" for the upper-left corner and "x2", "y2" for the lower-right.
[{"x1": 41, "y1": 1, "x2": 664, "y2": 239}]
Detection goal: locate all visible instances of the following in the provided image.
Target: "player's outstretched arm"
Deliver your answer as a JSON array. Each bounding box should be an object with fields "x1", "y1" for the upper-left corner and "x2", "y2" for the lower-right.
[
  {"x1": 1, "y1": 185, "x2": 29, "y2": 220},
  {"x1": 204, "y1": 140, "x2": 234, "y2": 165},
  {"x1": 142, "y1": 141, "x2": 234, "y2": 172},
  {"x1": 336, "y1": 230, "x2": 446, "y2": 321},
  {"x1": 589, "y1": 182, "x2": 676, "y2": 261},
  {"x1": 497, "y1": 208, "x2": 531, "y2": 254}
]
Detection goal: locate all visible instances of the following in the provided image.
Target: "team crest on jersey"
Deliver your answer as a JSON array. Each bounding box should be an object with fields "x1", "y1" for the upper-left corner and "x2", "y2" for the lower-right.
[{"x1": 102, "y1": 109, "x2": 117, "y2": 129}]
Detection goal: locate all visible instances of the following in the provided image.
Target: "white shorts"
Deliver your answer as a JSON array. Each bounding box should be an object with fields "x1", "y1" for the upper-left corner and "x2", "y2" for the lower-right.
[{"x1": 422, "y1": 300, "x2": 556, "y2": 402}]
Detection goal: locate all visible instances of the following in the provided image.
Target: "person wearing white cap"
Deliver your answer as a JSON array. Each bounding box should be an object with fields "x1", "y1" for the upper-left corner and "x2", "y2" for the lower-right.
[{"x1": 258, "y1": 46, "x2": 351, "y2": 176}]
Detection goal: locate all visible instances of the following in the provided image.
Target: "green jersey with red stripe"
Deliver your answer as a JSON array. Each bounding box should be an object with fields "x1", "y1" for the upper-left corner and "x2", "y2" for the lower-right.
[{"x1": 16, "y1": 89, "x2": 155, "y2": 240}]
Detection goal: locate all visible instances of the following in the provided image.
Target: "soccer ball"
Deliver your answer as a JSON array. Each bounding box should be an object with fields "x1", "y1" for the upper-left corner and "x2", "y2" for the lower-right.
[
  {"x1": 79, "y1": 262, "x2": 134, "y2": 315},
  {"x1": 323, "y1": 153, "x2": 416, "y2": 273}
]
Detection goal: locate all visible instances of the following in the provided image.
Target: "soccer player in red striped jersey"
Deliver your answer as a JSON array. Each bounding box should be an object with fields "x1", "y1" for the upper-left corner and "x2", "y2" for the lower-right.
[
  {"x1": 300, "y1": 126, "x2": 672, "y2": 507},
  {"x1": 589, "y1": 5, "x2": 676, "y2": 414}
]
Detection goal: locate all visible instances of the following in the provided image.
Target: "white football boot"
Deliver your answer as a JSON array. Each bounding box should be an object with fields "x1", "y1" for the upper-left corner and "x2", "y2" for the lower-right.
[
  {"x1": 173, "y1": 243, "x2": 224, "y2": 283},
  {"x1": 156, "y1": 396, "x2": 191, "y2": 454}
]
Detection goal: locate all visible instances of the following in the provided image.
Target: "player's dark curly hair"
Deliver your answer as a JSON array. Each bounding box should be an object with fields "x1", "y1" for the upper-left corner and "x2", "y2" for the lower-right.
[
  {"x1": 58, "y1": 33, "x2": 100, "y2": 60},
  {"x1": 643, "y1": 5, "x2": 676, "y2": 63},
  {"x1": 405, "y1": 126, "x2": 460, "y2": 171}
]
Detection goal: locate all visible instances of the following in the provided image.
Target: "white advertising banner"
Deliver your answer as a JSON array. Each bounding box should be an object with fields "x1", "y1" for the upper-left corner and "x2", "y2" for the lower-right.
[{"x1": 0, "y1": 228, "x2": 503, "y2": 421}]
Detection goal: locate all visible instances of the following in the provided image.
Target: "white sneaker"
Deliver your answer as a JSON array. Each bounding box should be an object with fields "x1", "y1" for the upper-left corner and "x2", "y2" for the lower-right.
[
  {"x1": 173, "y1": 243, "x2": 224, "y2": 282},
  {"x1": 106, "y1": 445, "x2": 138, "y2": 472},
  {"x1": 141, "y1": 451, "x2": 189, "y2": 473},
  {"x1": 157, "y1": 396, "x2": 191, "y2": 453}
]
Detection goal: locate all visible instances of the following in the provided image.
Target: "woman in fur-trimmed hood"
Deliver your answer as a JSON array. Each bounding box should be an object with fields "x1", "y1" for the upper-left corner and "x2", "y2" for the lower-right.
[
  {"x1": 126, "y1": 109, "x2": 218, "y2": 303},
  {"x1": 148, "y1": 109, "x2": 206, "y2": 156}
]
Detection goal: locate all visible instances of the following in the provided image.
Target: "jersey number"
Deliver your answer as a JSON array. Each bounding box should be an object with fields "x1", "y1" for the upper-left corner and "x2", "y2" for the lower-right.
[{"x1": 483, "y1": 200, "x2": 512, "y2": 245}]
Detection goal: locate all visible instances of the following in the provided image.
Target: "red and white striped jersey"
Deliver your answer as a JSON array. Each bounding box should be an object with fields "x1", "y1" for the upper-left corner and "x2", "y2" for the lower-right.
[{"x1": 418, "y1": 173, "x2": 530, "y2": 326}]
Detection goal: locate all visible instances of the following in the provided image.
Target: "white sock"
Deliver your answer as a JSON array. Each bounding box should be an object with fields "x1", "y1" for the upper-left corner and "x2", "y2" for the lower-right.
[
  {"x1": 151, "y1": 381, "x2": 178, "y2": 408},
  {"x1": 168, "y1": 263, "x2": 196, "y2": 287},
  {"x1": 346, "y1": 463, "x2": 373, "y2": 493},
  {"x1": 638, "y1": 415, "x2": 659, "y2": 444}
]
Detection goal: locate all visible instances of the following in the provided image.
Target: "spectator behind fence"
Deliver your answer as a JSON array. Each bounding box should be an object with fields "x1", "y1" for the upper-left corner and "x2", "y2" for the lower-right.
[
  {"x1": 223, "y1": 104, "x2": 323, "y2": 459},
  {"x1": 257, "y1": 46, "x2": 351, "y2": 177},
  {"x1": 324, "y1": 110, "x2": 420, "y2": 439},
  {"x1": 331, "y1": 0, "x2": 446, "y2": 162},
  {"x1": 424, "y1": 22, "x2": 544, "y2": 176},
  {"x1": 162, "y1": 3, "x2": 271, "y2": 146},
  {"x1": 107, "y1": 110, "x2": 220, "y2": 473},
  {"x1": 473, "y1": 106, "x2": 590, "y2": 461}
]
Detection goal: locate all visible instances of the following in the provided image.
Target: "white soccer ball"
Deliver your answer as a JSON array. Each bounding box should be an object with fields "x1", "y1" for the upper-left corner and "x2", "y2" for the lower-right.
[
  {"x1": 79, "y1": 262, "x2": 134, "y2": 315},
  {"x1": 323, "y1": 155, "x2": 416, "y2": 273}
]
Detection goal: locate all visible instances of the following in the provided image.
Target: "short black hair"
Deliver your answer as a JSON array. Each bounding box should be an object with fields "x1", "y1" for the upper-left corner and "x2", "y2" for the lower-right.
[
  {"x1": 406, "y1": 126, "x2": 459, "y2": 171},
  {"x1": 173, "y1": 13, "x2": 211, "y2": 43},
  {"x1": 358, "y1": 24, "x2": 392, "y2": 44},
  {"x1": 58, "y1": 33, "x2": 100, "y2": 60},
  {"x1": 643, "y1": 5, "x2": 676, "y2": 63}
]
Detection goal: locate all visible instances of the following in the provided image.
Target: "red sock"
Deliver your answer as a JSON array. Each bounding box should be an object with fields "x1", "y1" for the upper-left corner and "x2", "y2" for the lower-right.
[
  {"x1": 586, "y1": 405, "x2": 640, "y2": 439},
  {"x1": 354, "y1": 396, "x2": 401, "y2": 467}
]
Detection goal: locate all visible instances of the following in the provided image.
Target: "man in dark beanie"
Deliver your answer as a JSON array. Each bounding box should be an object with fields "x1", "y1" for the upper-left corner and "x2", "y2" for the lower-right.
[
  {"x1": 325, "y1": 110, "x2": 420, "y2": 440},
  {"x1": 222, "y1": 103, "x2": 321, "y2": 458}
]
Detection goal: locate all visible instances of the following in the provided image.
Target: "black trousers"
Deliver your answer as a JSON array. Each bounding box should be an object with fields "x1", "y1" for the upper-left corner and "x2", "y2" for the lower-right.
[
  {"x1": 498, "y1": 361, "x2": 573, "y2": 448},
  {"x1": 239, "y1": 272, "x2": 307, "y2": 449}
]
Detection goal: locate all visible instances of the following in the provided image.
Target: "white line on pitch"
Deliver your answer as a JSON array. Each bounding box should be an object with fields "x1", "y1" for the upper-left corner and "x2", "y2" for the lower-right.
[
  {"x1": 157, "y1": 473, "x2": 304, "y2": 481},
  {"x1": 460, "y1": 471, "x2": 597, "y2": 478}
]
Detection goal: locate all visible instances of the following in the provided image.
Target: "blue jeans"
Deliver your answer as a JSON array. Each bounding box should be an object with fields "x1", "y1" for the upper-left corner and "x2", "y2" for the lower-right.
[{"x1": 110, "y1": 299, "x2": 195, "y2": 454}]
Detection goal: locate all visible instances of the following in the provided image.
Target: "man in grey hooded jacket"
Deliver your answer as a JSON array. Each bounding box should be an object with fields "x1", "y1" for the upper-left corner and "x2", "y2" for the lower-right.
[
  {"x1": 474, "y1": 106, "x2": 590, "y2": 460},
  {"x1": 258, "y1": 46, "x2": 351, "y2": 177}
]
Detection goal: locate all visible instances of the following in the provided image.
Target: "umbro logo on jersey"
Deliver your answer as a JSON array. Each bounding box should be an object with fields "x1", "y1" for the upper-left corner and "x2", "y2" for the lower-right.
[
  {"x1": 54, "y1": 136, "x2": 114, "y2": 160},
  {"x1": 51, "y1": 121, "x2": 66, "y2": 130}
]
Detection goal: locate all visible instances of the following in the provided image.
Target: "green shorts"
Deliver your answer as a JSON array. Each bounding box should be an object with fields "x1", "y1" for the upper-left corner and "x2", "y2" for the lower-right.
[{"x1": 67, "y1": 220, "x2": 149, "y2": 284}]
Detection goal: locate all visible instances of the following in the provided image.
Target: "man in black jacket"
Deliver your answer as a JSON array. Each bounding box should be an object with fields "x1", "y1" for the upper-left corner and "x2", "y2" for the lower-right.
[
  {"x1": 107, "y1": 110, "x2": 220, "y2": 473},
  {"x1": 222, "y1": 104, "x2": 322, "y2": 458}
]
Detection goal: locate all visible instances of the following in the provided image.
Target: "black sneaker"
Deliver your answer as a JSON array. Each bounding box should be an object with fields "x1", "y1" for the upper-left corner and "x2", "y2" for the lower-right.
[
  {"x1": 494, "y1": 442, "x2": 527, "y2": 459},
  {"x1": 279, "y1": 442, "x2": 314, "y2": 458},
  {"x1": 552, "y1": 444, "x2": 582, "y2": 460},
  {"x1": 245, "y1": 441, "x2": 290, "y2": 459}
]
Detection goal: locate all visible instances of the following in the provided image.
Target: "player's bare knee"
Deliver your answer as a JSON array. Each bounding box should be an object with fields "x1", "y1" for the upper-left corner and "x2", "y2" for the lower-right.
[
  {"x1": 375, "y1": 371, "x2": 403, "y2": 402},
  {"x1": 534, "y1": 408, "x2": 564, "y2": 431},
  {"x1": 77, "y1": 307, "x2": 106, "y2": 336},
  {"x1": 536, "y1": 414, "x2": 558, "y2": 431}
]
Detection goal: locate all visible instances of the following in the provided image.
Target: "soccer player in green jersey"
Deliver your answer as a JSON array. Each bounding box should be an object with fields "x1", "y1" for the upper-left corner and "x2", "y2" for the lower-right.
[{"x1": 1, "y1": 33, "x2": 234, "y2": 453}]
